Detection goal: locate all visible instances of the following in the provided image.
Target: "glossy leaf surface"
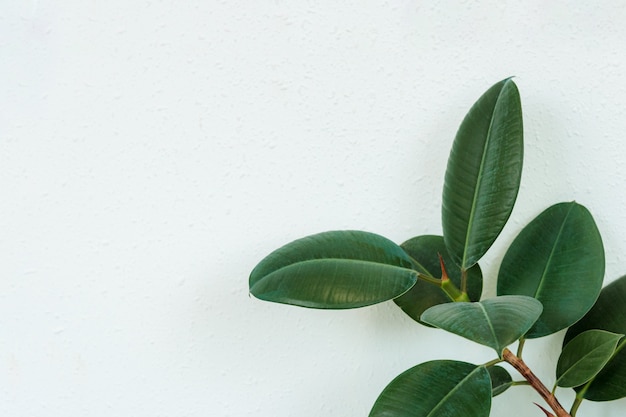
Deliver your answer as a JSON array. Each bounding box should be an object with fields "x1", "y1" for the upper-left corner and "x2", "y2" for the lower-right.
[
  {"x1": 556, "y1": 330, "x2": 622, "y2": 388},
  {"x1": 369, "y1": 360, "x2": 491, "y2": 417},
  {"x1": 442, "y1": 78, "x2": 523, "y2": 269},
  {"x1": 498, "y1": 202, "x2": 604, "y2": 338},
  {"x1": 394, "y1": 235, "x2": 482, "y2": 325},
  {"x1": 488, "y1": 365, "x2": 513, "y2": 396},
  {"x1": 249, "y1": 230, "x2": 417, "y2": 309},
  {"x1": 564, "y1": 275, "x2": 626, "y2": 401},
  {"x1": 421, "y1": 295, "x2": 542, "y2": 356}
]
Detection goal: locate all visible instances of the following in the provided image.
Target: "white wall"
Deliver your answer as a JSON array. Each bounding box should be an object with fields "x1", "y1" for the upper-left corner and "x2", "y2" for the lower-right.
[{"x1": 3, "y1": 1, "x2": 626, "y2": 416}]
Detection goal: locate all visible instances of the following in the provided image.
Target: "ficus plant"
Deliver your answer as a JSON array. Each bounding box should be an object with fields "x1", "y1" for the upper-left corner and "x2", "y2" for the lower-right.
[{"x1": 248, "y1": 78, "x2": 626, "y2": 417}]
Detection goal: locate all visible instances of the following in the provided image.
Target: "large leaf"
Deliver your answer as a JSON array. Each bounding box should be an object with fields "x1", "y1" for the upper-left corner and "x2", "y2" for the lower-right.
[
  {"x1": 442, "y1": 78, "x2": 523, "y2": 270},
  {"x1": 249, "y1": 230, "x2": 417, "y2": 309},
  {"x1": 564, "y1": 275, "x2": 626, "y2": 401},
  {"x1": 369, "y1": 360, "x2": 491, "y2": 417},
  {"x1": 393, "y1": 235, "x2": 482, "y2": 325},
  {"x1": 556, "y1": 330, "x2": 622, "y2": 388},
  {"x1": 497, "y1": 202, "x2": 605, "y2": 338},
  {"x1": 421, "y1": 295, "x2": 542, "y2": 357}
]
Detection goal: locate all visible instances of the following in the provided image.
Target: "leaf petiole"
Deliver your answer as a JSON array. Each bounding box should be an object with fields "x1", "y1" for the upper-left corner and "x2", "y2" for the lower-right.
[
  {"x1": 517, "y1": 337, "x2": 526, "y2": 358},
  {"x1": 483, "y1": 358, "x2": 503, "y2": 368},
  {"x1": 416, "y1": 273, "x2": 441, "y2": 286}
]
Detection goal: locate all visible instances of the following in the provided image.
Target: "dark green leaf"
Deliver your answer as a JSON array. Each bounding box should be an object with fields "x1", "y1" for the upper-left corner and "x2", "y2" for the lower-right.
[
  {"x1": 249, "y1": 230, "x2": 417, "y2": 309},
  {"x1": 564, "y1": 275, "x2": 626, "y2": 401},
  {"x1": 556, "y1": 330, "x2": 622, "y2": 388},
  {"x1": 442, "y1": 78, "x2": 523, "y2": 269},
  {"x1": 421, "y1": 295, "x2": 542, "y2": 357},
  {"x1": 369, "y1": 360, "x2": 491, "y2": 417},
  {"x1": 394, "y1": 235, "x2": 482, "y2": 326},
  {"x1": 497, "y1": 202, "x2": 605, "y2": 338},
  {"x1": 487, "y1": 365, "x2": 513, "y2": 396}
]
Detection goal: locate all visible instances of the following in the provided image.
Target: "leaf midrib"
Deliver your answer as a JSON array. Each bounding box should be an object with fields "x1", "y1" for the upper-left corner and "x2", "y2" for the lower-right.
[
  {"x1": 426, "y1": 366, "x2": 485, "y2": 417},
  {"x1": 253, "y1": 258, "x2": 417, "y2": 288},
  {"x1": 476, "y1": 302, "x2": 500, "y2": 352},
  {"x1": 533, "y1": 203, "x2": 575, "y2": 300},
  {"x1": 462, "y1": 80, "x2": 510, "y2": 268}
]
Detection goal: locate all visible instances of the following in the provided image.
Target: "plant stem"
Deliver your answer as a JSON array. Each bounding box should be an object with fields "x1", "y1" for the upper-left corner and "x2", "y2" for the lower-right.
[
  {"x1": 441, "y1": 279, "x2": 470, "y2": 302},
  {"x1": 434, "y1": 255, "x2": 470, "y2": 302},
  {"x1": 502, "y1": 348, "x2": 571, "y2": 417},
  {"x1": 569, "y1": 365, "x2": 594, "y2": 416},
  {"x1": 570, "y1": 396, "x2": 584, "y2": 417},
  {"x1": 415, "y1": 272, "x2": 470, "y2": 302},
  {"x1": 460, "y1": 268, "x2": 467, "y2": 293}
]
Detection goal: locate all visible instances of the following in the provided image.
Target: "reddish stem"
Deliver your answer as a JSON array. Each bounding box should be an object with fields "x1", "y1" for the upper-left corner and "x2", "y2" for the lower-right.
[{"x1": 502, "y1": 348, "x2": 571, "y2": 417}]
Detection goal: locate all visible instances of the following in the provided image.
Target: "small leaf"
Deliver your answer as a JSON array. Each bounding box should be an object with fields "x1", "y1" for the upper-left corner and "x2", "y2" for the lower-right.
[
  {"x1": 442, "y1": 78, "x2": 523, "y2": 269},
  {"x1": 487, "y1": 365, "x2": 513, "y2": 396},
  {"x1": 497, "y1": 202, "x2": 605, "y2": 338},
  {"x1": 421, "y1": 295, "x2": 542, "y2": 357},
  {"x1": 369, "y1": 360, "x2": 491, "y2": 417},
  {"x1": 556, "y1": 330, "x2": 622, "y2": 388},
  {"x1": 249, "y1": 230, "x2": 417, "y2": 309},
  {"x1": 564, "y1": 275, "x2": 626, "y2": 401},
  {"x1": 394, "y1": 235, "x2": 482, "y2": 326}
]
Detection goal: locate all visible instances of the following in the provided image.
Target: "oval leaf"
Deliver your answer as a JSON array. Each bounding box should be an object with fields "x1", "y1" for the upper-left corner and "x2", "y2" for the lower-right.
[
  {"x1": 556, "y1": 330, "x2": 623, "y2": 388},
  {"x1": 497, "y1": 202, "x2": 605, "y2": 338},
  {"x1": 421, "y1": 295, "x2": 542, "y2": 356},
  {"x1": 564, "y1": 275, "x2": 626, "y2": 401},
  {"x1": 369, "y1": 360, "x2": 491, "y2": 417},
  {"x1": 442, "y1": 78, "x2": 523, "y2": 269},
  {"x1": 487, "y1": 365, "x2": 513, "y2": 397},
  {"x1": 249, "y1": 230, "x2": 417, "y2": 309},
  {"x1": 394, "y1": 235, "x2": 482, "y2": 326}
]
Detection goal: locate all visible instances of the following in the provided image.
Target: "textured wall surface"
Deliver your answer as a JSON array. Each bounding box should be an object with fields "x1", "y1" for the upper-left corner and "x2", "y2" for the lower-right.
[{"x1": 3, "y1": 2, "x2": 626, "y2": 416}]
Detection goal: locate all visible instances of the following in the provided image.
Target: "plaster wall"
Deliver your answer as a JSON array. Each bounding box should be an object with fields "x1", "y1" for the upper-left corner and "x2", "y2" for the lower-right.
[{"x1": 3, "y1": 2, "x2": 626, "y2": 416}]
